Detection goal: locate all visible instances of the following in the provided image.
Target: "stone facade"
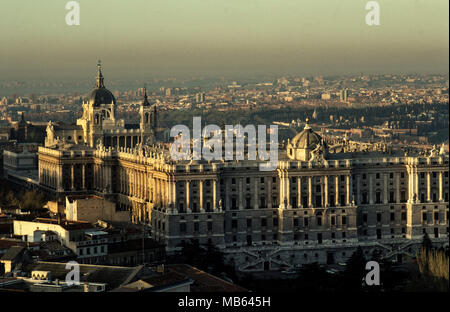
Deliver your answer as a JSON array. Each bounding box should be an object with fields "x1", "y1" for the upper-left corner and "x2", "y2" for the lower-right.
[{"x1": 35, "y1": 67, "x2": 449, "y2": 272}]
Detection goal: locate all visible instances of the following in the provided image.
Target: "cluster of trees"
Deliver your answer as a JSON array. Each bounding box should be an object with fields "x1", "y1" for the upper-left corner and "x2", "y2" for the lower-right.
[
  {"x1": 0, "y1": 179, "x2": 46, "y2": 212},
  {"x1": 156, "y1": 102, "x2": 448, "y2": 134},
  {"x1": 407, "y1": 233, "x2": 449, "y2": 292}
]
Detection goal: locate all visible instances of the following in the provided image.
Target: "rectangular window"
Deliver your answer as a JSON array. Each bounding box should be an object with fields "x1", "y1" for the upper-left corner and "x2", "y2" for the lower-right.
[
  {"x1": 232, "y1": 220, "x2": 238, "y2": 228},
  {"x1": 434, "y1": 212, "x2": 439, "y2": 222},
  {"x1": 317, "y1": 217, "x2": 322, "y2": 226},
  {"x1": 180, "y1": 223, "x2": 186, "y2": 232},
  {"x1": 273, "y1": 218, "x2": 278, "y2": 227},
  {"x1": 377, "y1": 213, "x2": 382, "y2": 222},
  {"x1": 331, "y1": 216, "x2": 335, "y2": 226},
  {"x1": 342, "y1": 216, "x2": 347, "y2": 225},
  {"x1": 194, "y1": 222, "x2": 199, "y2": 232},
  {"x1": 363, "y1": 213, "x2": 368, "y2": 223},
  {"x1": 207, "y1": 222, "x2": 213, "y2": 231},
  {"x1": 247, "y1": 219, "x2": 252, "y2": 227},
  {"x1": 261, "y1": 218, "x2": 267, "y2": 227},
  {"x1": 304, "y1": 217, "x2": 309, "y2": 227},
  {"x1": 390, "y1": 212, "x2": 395, "y2": 221}
]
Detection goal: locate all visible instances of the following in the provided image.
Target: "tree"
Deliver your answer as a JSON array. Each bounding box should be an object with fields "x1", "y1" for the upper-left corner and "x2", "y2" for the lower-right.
[
  {"x1": 21, "y1": 191, "x2": 45, "y2": 211},
  {"x1": 421, "y1": 232, "x2": 433, "y2": 252},
  {"x1": 343, "y1": 247, "x2": 367, "y2": 290}
]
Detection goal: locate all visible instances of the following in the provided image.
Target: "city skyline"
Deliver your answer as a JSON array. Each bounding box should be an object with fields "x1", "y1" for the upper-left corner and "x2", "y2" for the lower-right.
[{"x1": 0, "y1": 0, "x2": 448, "y2": 80}]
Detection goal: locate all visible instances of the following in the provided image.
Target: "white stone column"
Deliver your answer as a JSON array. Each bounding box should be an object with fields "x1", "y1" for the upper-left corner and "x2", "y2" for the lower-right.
[
  {"x1": 438, "y1": 171, "x2": 443, "y2": 202},
  {"x1": 335, "y1": 175, "x2": 340, "y2": 206},
  {"x1": 407, "y1": 167, "x2": 413, "y2": 202},
  {"x1": 279, "y1": 170, "x2": 285, "y2": 207},
  {"x1": 199, "y1": 180, "x2": 204, "y2": 212},
  {"x1": 383, "y1": 173, "x2": 388, "y2": 204},
  {"x1": 346, "y1": 175, "x2": 350, "y2": 205},
  {"x1": 369, "y1": 173, "x2": 374, "y2": 204},
  {"x1": 324, "y1": 175, "x2": 329, "y2": 207},
  {"x1": 172, "y1": 178, "x2": 177, "y2": 210},
  {"x1": 165, "y1": 178, "x2": 170, "y2": 207},
  {"x1": 213, "y1": 179, "x2": 217, "y2": 210},
  {"x1": 414, "y1": 168, "x2": 419, "y2": 201},
  {"x1": 395, "y1": 172, "x2": 400, "y2": 203},
  {"x1": 427, "y1": 172, "x2": 431, "y2": 202},
  {"x1": 285, "y1": 172, "x2": 290, "y2": 208},
  {"x1": 186, "y1": 180, "x2": 191, "y2": 212},
  {"x1": 128, "y1": 169, "x2": 132, "y2": 196},
  {"x1": 297, "y1": 176, "x2": 302, "y2": 208},
  {"x1": 308, "y1": 176, "x2": 313, "y2": 207}
]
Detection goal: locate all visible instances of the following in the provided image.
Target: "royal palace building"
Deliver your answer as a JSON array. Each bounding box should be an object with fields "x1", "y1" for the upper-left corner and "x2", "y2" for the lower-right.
[{"x1": 37, "y1": 65, "x2": 449, "y2": 271}]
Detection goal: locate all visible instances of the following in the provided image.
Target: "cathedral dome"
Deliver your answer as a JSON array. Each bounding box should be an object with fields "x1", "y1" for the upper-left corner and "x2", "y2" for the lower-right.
[
  {"x1": 287, "y1": 119, "x2": 328, "y2": 161},
  {"x1": 86, "y1": 87, "x2": 116, "y2": 107},
  {"x1": 291, "y1": 120, "x2": 324, "y2": 149},
  {"x1": 85, "y1": 61, "x2": 116, "y2": 107}
]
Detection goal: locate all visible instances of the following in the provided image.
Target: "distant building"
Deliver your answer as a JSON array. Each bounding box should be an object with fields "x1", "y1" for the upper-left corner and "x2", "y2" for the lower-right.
[
  {"x1": 340, "y1": 88, "x2": 349, "y2": 102},
  {"x1": 321, "y1": 93, "x2": 331, "y2": 100}
]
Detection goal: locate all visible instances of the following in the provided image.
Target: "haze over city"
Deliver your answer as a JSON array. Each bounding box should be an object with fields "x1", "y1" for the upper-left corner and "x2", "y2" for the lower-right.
[{"x1": 0, "y1": 0, "x2": 448, "y2": 80}]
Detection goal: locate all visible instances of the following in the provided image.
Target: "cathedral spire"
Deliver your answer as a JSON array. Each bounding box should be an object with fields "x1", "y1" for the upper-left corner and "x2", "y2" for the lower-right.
[
  {"x1": 142, "y1": 86, "x2": 150, "y2": 106},
  {"x1": 96, "y1": 60, "x2": 105, "y2": 88}
]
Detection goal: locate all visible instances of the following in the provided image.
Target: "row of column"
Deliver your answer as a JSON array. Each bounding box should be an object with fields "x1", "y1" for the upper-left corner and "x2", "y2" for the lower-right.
[
  {"x1": 184, "y1": 179, "x2": 220, "y2": 213},
  {"x1": 408, "y1": 167, "x2": 445, "y2": 203},
  {"x1": 103, "y1": 135, "x2": 142, "y2": 149},
  {"x1": 223, "y1": 177, "x2": 268, "y2": 210},
  {"x1": 118, "y1": 167, "x2": 180, "y2": 211},
  {"x1": 278, "y1": 171, "x2": 352, "y2": 208}
]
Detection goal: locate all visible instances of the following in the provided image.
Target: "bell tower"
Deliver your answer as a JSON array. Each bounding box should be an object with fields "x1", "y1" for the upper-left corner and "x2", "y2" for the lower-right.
[{"x1": 139, "y1": 87, "x2": 155, "y2": 145}]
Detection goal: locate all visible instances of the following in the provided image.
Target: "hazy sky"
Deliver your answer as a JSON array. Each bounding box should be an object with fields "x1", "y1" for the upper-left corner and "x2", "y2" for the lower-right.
[{"x1": 0, "y1": 0, "x2": 448, "y2": 80}]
